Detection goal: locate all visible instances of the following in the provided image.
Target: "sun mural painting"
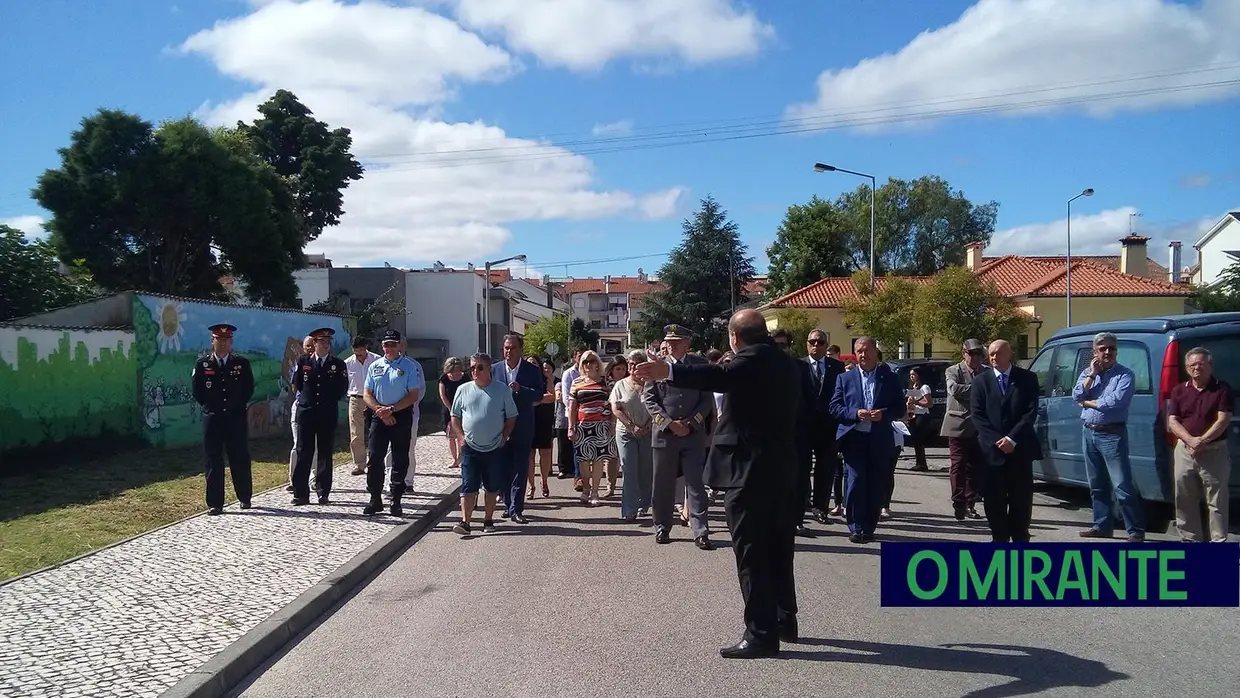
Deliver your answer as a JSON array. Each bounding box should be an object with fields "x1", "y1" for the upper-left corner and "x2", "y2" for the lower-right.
[{"x1": 154, "y1": 299, "x2": 187, "y2": 354}]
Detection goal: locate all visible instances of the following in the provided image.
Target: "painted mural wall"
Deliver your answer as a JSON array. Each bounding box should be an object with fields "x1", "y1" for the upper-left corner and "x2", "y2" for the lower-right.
[
  {"x1": 132, "y1": 294, "x2": 352, "y2": 448},
  {"x1": 0, "y1": 327, "x2": 139, "y2": 454}
]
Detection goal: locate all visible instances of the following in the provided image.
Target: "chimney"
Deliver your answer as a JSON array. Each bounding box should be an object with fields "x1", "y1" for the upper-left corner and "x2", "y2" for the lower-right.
[
  {"x1": 543, "y1": 274, "x2": 553, "y2": 308},
  {"x1": 1168, "y1": 241, "x2": 1182, "y2": 284},
  {"x1": 604, "y1": 275, "x2": 611, "y2": 293},
  {"x1": 1119, "y1": 235, "x2": 1151, "y2": 277},
  {"x1": 964, "y1": 241, "x2": 984, "y2": 271}
]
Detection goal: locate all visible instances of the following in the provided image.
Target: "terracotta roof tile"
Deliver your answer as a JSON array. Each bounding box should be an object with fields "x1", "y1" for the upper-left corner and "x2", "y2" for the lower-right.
[
  {"x1": 765, "y1": 276, "x2": 932, "y2": 308},
  {"x1": 992, "y1": 255, "x2": 1169, "y2": 278},
  {"x1": 562, "y1": 276, "x2": 664, "y2": 294}
]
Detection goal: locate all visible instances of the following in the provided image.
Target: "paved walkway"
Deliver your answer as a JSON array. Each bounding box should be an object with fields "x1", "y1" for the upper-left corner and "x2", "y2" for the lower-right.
[
  {"x1": 233, "y1": 448, "x2": 1230, "y2": 698},
  {"x1": 0, "y1": 434, "x2": 458, "y2": 698}
]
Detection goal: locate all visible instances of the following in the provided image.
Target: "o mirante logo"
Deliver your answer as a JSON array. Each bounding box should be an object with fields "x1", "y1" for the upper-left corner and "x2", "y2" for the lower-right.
[{"x1": 880, "y1": 542, "x2": 1240, "y2": 607}]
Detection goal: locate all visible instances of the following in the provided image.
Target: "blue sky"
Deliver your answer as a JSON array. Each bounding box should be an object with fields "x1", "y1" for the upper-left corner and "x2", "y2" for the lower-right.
[{"x1": 2, "y1": 0, "x2": 1238, "y2": 283}]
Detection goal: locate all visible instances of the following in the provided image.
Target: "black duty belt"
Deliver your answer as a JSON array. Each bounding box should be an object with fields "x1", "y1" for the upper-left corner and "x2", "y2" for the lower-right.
[{"x1": 1085, "y1": 422, "x2": 1125, "y2": 432}]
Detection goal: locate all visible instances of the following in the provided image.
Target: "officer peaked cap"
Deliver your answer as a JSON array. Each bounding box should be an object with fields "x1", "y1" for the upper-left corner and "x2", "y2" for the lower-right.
[
  {"x1": 309, "y1": 327, "x2": 335, "y2": 339},
  {"x1": 209, "y1": 323, "x2": 237, "y2": 339}
]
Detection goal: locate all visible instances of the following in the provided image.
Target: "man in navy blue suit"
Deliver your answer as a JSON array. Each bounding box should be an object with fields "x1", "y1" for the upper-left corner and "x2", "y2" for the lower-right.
[
  {"x1": 829, "y1": 336, "x2": 907, "y2": 543},
  {"x1": 492, "y1": 332, "x2": 545, "y2": 523}
]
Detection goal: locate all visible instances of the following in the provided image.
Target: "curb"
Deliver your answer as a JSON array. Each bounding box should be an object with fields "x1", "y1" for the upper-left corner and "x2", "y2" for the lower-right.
[{"x1": 161, "y1": 481, "x2": 462, "y2": 698}]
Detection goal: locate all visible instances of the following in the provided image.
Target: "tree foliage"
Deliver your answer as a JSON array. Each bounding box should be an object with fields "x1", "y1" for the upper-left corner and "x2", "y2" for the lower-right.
[
  {"x1": 237, "y1": 90, "x2": 364, "y2": 245},
  {"x1": 570, "y1": 318, "x2": 599, "y2": 351},
  {"x1": 0, "y1": 225, "x2": 99, "y2": 321},
  {"x1": 306, "y1": 284, "x2": 405, "y2": 341},
  {"x1": 32, "y1": 110, "x2": 305, "y2": 305},
  {"x1": 915, "y1": 265, "x2": 1030, "y2": 353},
  {"x1": 764, "y1": 175, "x2": 999, "y2": 298},
  {"x1": 772, "y1": 308, "x2": 818, "y2": 358},
  {"x1": 640, "y1": 195, "x2": 756, "y2": 351},
  {"x1": 840, "y1": 270, "x2": 919, "y2": 353},
  {"x1": 1189, "y1": 262, "x2": 1240, "y2": 312},
  {"x1": 522, "y1": 313, "x2": 572, "y2": 361}
]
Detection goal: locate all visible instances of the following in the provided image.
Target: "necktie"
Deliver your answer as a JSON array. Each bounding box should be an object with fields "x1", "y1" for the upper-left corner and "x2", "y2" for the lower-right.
[
  {"x1": 816, "y1": 360, "x2": 824, "y2": 381},
  {"x1": 999, "y1": 373, "x2": 1008, "y2": 394}
]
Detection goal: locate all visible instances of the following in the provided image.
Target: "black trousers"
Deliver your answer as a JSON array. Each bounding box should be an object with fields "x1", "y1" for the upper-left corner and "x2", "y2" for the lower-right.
[
  {"x1": 367, "y1": 408, "x2": 414, "y2": 498},
  {"x1": 555, "y1": 427, "x2": 573, "y2": 476},
  {"x1": 293, "y1": 404, "x2": 338, "y2": 499},
  {"x1": 981, "y1": 457, "x2": 1035, "y2": 542},
  {"x1": 907, "y1": 414, "x2": 930, "y2": 468},
  {"x1": 203, "y1": 411, "x2": 252, "y2": 509},
  {"x1": 723, "y1": 483, "x2": 798, "y2": 648},
  {"x1": 800, "y1": 430, "x2": 842, "y2": 512}
]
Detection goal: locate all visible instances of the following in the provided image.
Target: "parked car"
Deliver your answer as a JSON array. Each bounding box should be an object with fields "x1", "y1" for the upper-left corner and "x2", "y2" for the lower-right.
[
  {"x1": 1026, "y1": 312, "x2": 1240, "y2": 505},
  {"x1": 885, "y1": 358, "x2": 954, "y2": 441}
]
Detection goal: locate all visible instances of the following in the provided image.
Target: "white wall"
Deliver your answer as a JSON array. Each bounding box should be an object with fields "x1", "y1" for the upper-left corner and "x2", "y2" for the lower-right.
[
  {"x1": 501, "y1": 278, "x2": 570, "y2": 314},
  {"x1": 404, "y1": 271, "x2": 484, "y2": 358},
  {"x1": 1196, "y1": 216, "x2": 1240, "y2": 287},
  {"x1": 0, "y1": 326, "x2": 133, "y2": 365},
  {"x1": 294, "y1": 268, "x2": 331, "y2": 308}
]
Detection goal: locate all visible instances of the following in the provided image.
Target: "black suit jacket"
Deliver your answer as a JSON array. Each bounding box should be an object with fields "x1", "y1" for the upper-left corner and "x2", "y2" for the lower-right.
[
  {"x1": 802, "y1": 355, "x2": 845, "y2": 432},
  {"x1": 969, "y1": 365, "x2": 1044, "y2": 467},
  {"x1": 293, "y1": 353, "x2": 350, "y2": 409},
  {"x1": 667, "y1": 339, "x2": 802, "y2": 491}
]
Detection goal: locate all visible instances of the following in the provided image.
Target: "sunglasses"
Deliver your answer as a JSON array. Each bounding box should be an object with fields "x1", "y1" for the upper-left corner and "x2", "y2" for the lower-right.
[
  {"x1": 808, "y1": 339, "x2": 825, "y2": 345},
  {"x1": 470, "y1": 365, "x2": 488, "y2": 372}
]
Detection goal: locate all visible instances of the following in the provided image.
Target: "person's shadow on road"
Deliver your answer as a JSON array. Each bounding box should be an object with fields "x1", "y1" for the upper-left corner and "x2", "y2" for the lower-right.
[{"x1": 787, "y1": 639, "x2": 1129, "y2": 698}]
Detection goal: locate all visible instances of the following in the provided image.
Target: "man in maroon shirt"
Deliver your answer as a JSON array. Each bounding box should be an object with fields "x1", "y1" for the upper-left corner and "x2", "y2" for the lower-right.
[{"x1": 1166, "y1": 346, "x2": 1233, "y2": 542}]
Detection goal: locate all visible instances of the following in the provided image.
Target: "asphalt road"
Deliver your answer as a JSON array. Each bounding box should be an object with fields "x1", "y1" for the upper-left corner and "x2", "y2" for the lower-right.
[{"x1": 234, "y1": 448, "x2": 1239, "y2": 698}]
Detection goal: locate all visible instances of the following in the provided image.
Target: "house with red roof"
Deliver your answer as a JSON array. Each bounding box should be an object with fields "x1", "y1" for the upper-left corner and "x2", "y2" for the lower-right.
[{"x1": 759, "y1": 236, "x2": 1193, "y2": 360}]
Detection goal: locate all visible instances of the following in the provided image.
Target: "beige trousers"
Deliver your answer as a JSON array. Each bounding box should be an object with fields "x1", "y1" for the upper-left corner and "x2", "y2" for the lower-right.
[
  {"x1": 347, "y1": 396, "x2": 368, "y2": 469},
  {"x1": 1173, "y1": 439, "x2": 1231, "y2": 542}
]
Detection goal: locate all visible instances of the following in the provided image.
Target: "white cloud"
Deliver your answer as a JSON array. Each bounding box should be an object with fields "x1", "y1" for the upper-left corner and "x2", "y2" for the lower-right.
[
  {"x1": 786, "y1": 0, "x2": 1240, "y2": 130},
  {"x1": 181, "y1": 0, "x2": 685, "y2": 266},
  {"x1": 2, "y1": 215, "x2": 45, "y2": 237},
  {"x1": 638, "y1": 186, "x2": 685, "y2": 220},
  {"x1": 988, "y1": 206, "x2": 1226, "y2": 257},
  {"x1": 449, "y1": 0, "x2": 773, "y2": 71},
  {"x1": 591, "y1": 119, "x2": 634, "y2": 136}
]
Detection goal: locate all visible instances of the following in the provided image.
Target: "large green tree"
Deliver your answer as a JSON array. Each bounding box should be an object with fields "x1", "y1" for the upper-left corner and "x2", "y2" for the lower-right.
[
  {"x1": 522, "y1": 313, "x2": 572, "y2": 361},
  {"x1": 765, "y1": 175, "x2": 999, "y2": 297},
  {"x1": 640, "y1": 195, "x2": 756, "y2": 351},
  {"x1": 840, "y1": 270, "x2": 919, "y2": 353},
  {"x1": 0, "y1": 224, "x2": 99, "y2": 321},
  {"x1": 237, "y1": 90, "x2": 364, "y2": 244},
  {"x1": 772, "y1": 308, "x2": 817, "y2": 357},
  {"x1": 32, "y1": 110, "x2": 306, "y2": 305},
  {"x1": 914, "y1": 265, "x2": 1029, "y2": 352}
]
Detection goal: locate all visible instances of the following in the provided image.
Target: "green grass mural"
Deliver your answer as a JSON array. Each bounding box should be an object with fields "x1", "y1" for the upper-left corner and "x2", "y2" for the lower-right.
[{"x1": 0, "y1": 330, "x2": 140, "y2": 454}]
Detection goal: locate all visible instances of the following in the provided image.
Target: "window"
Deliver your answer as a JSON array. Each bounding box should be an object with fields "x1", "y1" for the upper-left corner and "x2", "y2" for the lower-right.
[
  {"x1": 1026, "y1": 348, "x2": 1055, "y2": 397},
  {"x1": 588, "y1": 295, "x2": 608, "y2": 312},
  {"x1": 1049, "y1": 342, "x2": 1090, "y2": 397},
  {"x1": 590, "y1": 319, "x2": 602, "y2": 329},
  {"x1": 1116, "y1": 341, "x2": 1152, "y2": 394},
  {"x1": 923, "y1": 342, "x2": 933, "y2": 359},
  {"x1": 1016, "y1": 334, "x2": 1030, "y2": 360}
]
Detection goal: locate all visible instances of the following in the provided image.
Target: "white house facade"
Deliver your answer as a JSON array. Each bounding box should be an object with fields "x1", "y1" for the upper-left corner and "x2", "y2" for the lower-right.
[{"x1": 1193, "y1": 211, "x2": 1240, "y2": 287}]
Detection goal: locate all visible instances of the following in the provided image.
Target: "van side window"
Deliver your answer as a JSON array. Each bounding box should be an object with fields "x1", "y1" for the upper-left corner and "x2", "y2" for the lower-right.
[
  {"x1": 1116, "y1": 341, "x2": 1152, "y2": 394},
  {"x1": 1049, "y1": 342, "x2": 1091, "y2": 397},
  {"x1": 1178, "y1": 337, "x2": 1240, "y2": 388},
  {"x1": 1027, "y1": 349, "x2": 1055, "y2": 397}
]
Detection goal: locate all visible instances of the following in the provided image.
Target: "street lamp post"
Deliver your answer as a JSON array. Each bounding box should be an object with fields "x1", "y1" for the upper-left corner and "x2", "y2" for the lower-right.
[
  {"x1": 483, "y1": 254, "x2": 527, "y2": 354},
  {"x1": 1065, "y1": 188, "x2": 1095, "y2": 327},
  {"x1": 815, "y1": 162, "x2": 876, "y2": 276}
]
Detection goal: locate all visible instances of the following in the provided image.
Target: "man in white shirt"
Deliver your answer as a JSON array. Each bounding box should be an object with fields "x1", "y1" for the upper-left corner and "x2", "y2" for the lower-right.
[{"x1": 344, "y1": 335, "x2": 381, "y2": 476}]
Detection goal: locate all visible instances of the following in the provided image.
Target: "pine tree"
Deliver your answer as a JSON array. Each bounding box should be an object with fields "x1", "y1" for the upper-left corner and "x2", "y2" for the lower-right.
[{"x1": 638, "y1": 196, "x2": 755, "y2": 351}]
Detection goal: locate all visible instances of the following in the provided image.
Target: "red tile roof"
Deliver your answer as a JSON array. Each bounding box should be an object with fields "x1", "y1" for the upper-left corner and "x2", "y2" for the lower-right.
[
  {"x1": 997, "y1": 255, "x2": 1169, "y2": 279},
  {"x1": 561, "y1": 276, "x2": 665, "y2": 294},
  {"x1": 765, "y1": 256, "x2": 1189, "y2": 309}
]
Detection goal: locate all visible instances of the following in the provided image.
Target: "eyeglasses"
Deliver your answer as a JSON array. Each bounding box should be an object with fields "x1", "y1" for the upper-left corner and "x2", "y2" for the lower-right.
[
  {"x1": 1097, "y1": 346, "x2": 1117, "y2": 353},
  {"x1": 470, "y1": 365, "x2": 487, "y2": 372},
  {"x1": 807, "y1": 339, "x2": 825, "y2": 345}
]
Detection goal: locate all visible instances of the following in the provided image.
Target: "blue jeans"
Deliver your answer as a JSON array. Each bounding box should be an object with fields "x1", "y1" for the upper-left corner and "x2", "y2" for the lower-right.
[
  {"x1": 1082, "y1": 426, "x2": 1145, "y2": 536},
  {"x1": 617, "y1": 429, "x2": 653, "y2": 518}
]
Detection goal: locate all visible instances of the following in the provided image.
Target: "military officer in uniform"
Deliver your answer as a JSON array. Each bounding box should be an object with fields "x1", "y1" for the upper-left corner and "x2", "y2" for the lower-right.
[
  {"x1": 644, "y1": 323, "x2": 716, "y2": 549},
  {"x1": 292, "y1": 327, "x2": 349, "y2": 505},
  {"x1": 363, "y1": 329, "x2": 424, "y2": 517},
  {"x1": 191, "y1": 323, "x2": 256, "y2": 516}
]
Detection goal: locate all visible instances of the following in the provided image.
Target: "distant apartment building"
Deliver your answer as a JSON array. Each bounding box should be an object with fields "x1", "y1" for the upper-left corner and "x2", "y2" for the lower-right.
[{"x1": 561, "y1": 270, "x2": 662, "y2": 355}]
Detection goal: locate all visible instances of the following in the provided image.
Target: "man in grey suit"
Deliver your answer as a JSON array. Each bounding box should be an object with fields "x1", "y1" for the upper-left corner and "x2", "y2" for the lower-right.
[
  {"x1": 940, "y1": 338, "x2": 987, "y2": 521},
  {"x1": 645, "y1": 323, "x2": 716, "y2": 550}
]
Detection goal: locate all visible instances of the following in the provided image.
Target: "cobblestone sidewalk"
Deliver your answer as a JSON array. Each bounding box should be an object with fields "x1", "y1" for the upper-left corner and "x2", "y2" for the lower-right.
[{"x1": 0, "y1": 433, "x2": 460, "y2": 698}]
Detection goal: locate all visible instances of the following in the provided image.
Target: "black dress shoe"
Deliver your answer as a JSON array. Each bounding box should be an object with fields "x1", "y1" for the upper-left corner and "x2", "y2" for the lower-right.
[
  {"x1": 811, "y1": 508, "x2": 830, "y2": 525},
  {"x1": 363, "y1": 496, "x2": 383, "y2": 516},
  {"x1": 511, "y1": 513, "x2": 528, "y2": 524},
  {"x1": 239, "y1": 501, "x2": 251, "y2": 510},
  {"x1": 317, "y1": 495, "x2": 329, "y2": 505},
  {"x1": 848, "y1": 532, "x2": 867, "y2": 544},
  {"x1": 779, "y1": 619, "x2": 799, "y2": 644},
  {"x1": 291, "y1": 497, "x2": 309, "y2": 506},
  {"x1": 656, "y1": 529, "x2": 671, "y2": 544},
  {"x1": 720, "y1": 639, "x2": 779, "y2": 659},
  {"x1": 794, "y1": 524, "x2": 814, "y2": 537},
  {"x1": 207, "y1": 507, "x2": 223, "y2": 516},
  {"x1": 695, "y1": 536, "x2": 715, "y2": 550},
  {"x1": 390, "y1": 502, "x2": 403, "y2": 517}
]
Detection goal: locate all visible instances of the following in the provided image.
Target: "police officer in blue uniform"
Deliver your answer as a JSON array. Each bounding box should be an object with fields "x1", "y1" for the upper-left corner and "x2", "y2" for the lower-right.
[
  {"x1": 291, "y1": 327, "x2": 349, "y2": 505},
  {"x1": 363, "y1": 329, "x2": 423, "y2": 517},
  {"x1": 191, "y1": 323, "x2": 256, "y2": 516}
]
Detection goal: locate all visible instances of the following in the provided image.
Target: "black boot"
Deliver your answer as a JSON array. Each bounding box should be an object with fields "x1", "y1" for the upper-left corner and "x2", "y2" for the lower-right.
[
  {"x1": 363, "y1": 494, "x2": 383, "y2": 516},
  {"x1": 390, "y1": 494, "x2": 403, "y2": 518}
]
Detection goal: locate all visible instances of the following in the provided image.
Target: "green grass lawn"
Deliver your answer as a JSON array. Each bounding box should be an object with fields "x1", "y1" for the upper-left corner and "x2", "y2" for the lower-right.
[{"x1": 0, "y1": 428, "x2": 351, "y2": 581}]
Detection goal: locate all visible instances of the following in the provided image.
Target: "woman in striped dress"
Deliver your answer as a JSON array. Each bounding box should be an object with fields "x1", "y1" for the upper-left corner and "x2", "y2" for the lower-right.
[{"x1": 567, "y1": 350, "x2": 618, "y2": 505}]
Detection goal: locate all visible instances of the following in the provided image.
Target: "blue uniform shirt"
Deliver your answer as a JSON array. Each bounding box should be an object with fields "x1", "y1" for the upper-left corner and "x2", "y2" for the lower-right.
[
  {"x1": 365, "y1": 355, "x2": 425, "y2": 407},
  {"x1": 1072, "y1": 363, "x2": 1134, "y2": 425}
]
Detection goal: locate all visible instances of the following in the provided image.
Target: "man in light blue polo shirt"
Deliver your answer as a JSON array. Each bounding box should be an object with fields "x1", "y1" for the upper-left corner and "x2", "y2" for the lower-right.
[
  {"x1": 362, "y1": 330, "x2": 423, "y2": 517},
  {"x1": 450, "y1": 352, "x2": 517, "y2": 536}
]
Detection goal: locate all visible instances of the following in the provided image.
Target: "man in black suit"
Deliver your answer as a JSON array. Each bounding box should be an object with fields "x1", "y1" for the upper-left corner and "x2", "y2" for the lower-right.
[
  {"x1": 292, "y1": 327, "x2": 350, "y2": 505},
  {"x1": 634, "y1": 309, "x2": 802, "y2": 659},
  {"x1": 969, "y1": 339, "x2": 1044, "y2": 543},
  {"x1": 800, "y1": 328, "x2": 845, "y2": 528}
]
